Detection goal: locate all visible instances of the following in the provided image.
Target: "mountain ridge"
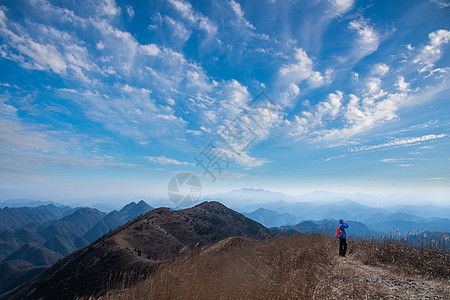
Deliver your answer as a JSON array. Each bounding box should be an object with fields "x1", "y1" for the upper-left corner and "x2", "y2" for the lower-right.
[{"x1": 1, "y1": 201, "x2": 270, "y2": 300}]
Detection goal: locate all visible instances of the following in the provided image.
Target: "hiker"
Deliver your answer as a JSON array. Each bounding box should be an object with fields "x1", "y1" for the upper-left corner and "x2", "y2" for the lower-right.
[{"x1": 337, "y1": 219, "x2": 349, "y2": 257}]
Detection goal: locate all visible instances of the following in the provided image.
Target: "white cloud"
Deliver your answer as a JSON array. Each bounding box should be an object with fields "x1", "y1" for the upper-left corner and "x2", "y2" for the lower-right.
[
  {"x1": 380, "y1": 158, "x2": 414, "y2": 166},
  {"x1": 325, "y1": 154, "x2": 346, "y2": 161},
  {"x1": 0, "y1": 7, "x2": 6, "y2": 26},
  {"x1": 280, "y1": 48, "x2": 316, "y2": 83},
  {"x1": 126, "y1": 6, "x2": 135, "y2": 18},
  {"x1": 364, "y1": 77, "x2": 386, "y2": 98},
  {"x1": 168, "y1": 0, "x2": 217, "y2": 35},
  {"x1": 146, "y1": 156, "x2": 194, "y2": 166},
  {"x1": 430, "y1": 0, "x2": 450, "y2": 8},
  {"x1": 381, "y1": 158, "x2": 403, "y2": 163},
  {"x1": 185, "y1": 129, "x2": 203, "y2": 135},
  {"x1": 229, "y1": 0, "x2": 255, "y2": 30},
  {"x1": 0, "y1": 10, "x2": 98, "y2": 82},
  {"x1": 213, "y1": 147, "x2": 269, "y2": 168},
  {"x1": 217, "y1": 171, "x2": 248, "y2": 179},
  {"x1": 121, "y1": 84, "x2": 134, "y2": 93},
  {"x1": 280, "y1": 82, "x2": 301, "y2": 103},
  {"x1": 329, "y1": 0, "x2": 354, "y2": 14},
  {"x1": 278, "y1": 48, "x2": 332, "y2": 98},
  {"x1": 229, "y1": 0, "x2": 244, "y2": 19},
  {"x1": 0, "y1": 19, "x2": 68, "y2": 74},
  {"x1": 348, "y1": 18, "x2": 379, "y2": 59},
  {"x1": 289, "y1": 82, "x2": 300, "y2": 96},
  {"x1": 395, "y1": 76, "x2": 411, "y2": 91},
  {"x1": 96, "y1": 41, "x2": 105, "y2": 50},
  {"x1": 351, "y1": 134, "x2": 446, "y2": 152},
  {"x1": 0, "y1": 99, "x2": 137, "y2": 179},
  {"x1": 67, "y1": 86, "x2": 188, "y2": 141},
  {"x1": 345, "y1": 92, "x2": 405, "y2": 129},
  {"x1": 414, "y1": 29, "x2": 450, "y2": 73},
  {"x1": 208, "y1": 79, "x2": 251, "y2": 123},
  {"x1": 58, "y1": 88, "x2": 77, "y2": 93},
  {"x1": 288, "y1": 91, "x2": 343, "y2": 138},
  {"x1": 321, "y1": 91, "x2": 343, "y2": 118},
  {"x1": 163, "y1": 15, "x2": 191, "y2": 41},
  {"x1": 28, "y1": 0, "x2": 88, "y2": 27},
  {"x1": 200, "y1": 126, "x2": 211, "y2": 133},
  {"x1": 140, "y1": 44, "x2": 161, "y2": 56},
  {"x1": 288, "y1": 85, "x2": 410, "y2": 143},
  {"x1": 98, "y1": 0, "x2": 120, "y2": 17},
  {"x1": 372, "y1": 63, "x2": 390, "y2": 76}
]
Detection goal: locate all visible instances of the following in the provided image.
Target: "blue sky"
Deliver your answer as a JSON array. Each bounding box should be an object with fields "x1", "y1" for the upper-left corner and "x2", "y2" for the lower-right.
[{"x1": 0, "y1": 0, "x2": 449, "y2": 205}]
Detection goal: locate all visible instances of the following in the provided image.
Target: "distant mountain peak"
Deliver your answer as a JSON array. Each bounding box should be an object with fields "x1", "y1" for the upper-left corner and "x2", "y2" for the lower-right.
[
  {"x1": 240, "y1": 187, "x2": 269, "y2": 192},
  {"x1": 120, "y1": 201, "x2": 136, "y2": 210},
  {"x1": 135, "y1": 200, "x2": 152, "y2": 209}
]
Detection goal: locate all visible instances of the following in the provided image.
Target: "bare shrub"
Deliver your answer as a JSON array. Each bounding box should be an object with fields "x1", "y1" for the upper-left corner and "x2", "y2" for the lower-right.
[{"x1": 352, "y1": 233, "x2": 450, "y2": 280}]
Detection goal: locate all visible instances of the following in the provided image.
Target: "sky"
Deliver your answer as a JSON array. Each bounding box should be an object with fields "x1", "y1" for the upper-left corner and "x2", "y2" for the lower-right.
[{"x1": 0, "y1": 0, "x2": 449, "y2": 206}]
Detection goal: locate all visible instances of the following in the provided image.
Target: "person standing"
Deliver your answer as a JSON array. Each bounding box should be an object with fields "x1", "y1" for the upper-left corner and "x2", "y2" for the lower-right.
[{"x1": 338, "y1": 219, "x2": 349, "y2": 257}]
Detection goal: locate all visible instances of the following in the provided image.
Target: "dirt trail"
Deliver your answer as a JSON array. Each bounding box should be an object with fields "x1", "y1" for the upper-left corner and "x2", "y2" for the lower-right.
[{"x1": 331, "y1": 256, "x2": 450, "y2": 299}]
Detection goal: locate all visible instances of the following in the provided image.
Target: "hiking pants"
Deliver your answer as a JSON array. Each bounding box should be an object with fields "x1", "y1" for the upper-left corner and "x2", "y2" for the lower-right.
[{"x1": 339, "y1": 238, "x2": 347, "y2": 256}]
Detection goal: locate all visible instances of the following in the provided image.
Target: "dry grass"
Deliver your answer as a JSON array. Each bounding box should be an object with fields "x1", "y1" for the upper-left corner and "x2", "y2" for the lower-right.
[
  {"x1": 351, "y1": 233, "x2": 450, "y2": 280},
  {"x1": 98, "y1": 233, "x2": 336, "y2": 300},
  {"x1": 78, "y1": 232, "x2": 449, "y2": 300}
]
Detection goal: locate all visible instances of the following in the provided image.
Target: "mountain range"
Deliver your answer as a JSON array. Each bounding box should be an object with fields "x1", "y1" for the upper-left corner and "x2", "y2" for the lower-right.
[
  {"x1": 241, "y1": 201, "x2": 450, "y2": 234},
  {"x1": 1, "y1": 191, "x2": 449, "y2": 298},
  {"x1": 0, "y1": 204, "x2": 74, "y2": 231},
  {"x1": 2, "y1": 201, "x2": 269, "y2": 300},
  {"x1": 204, "y1": 189, "x2": 450, "y2": 235},
  {"x1": 0, "y1": 200, "x2": 153, "y2": 295}
]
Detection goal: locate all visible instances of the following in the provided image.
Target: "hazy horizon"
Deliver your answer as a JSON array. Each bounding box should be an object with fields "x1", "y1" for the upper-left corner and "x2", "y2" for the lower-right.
[{"x1": 2, "y1": 187, "x2": 450, "y2": 210}]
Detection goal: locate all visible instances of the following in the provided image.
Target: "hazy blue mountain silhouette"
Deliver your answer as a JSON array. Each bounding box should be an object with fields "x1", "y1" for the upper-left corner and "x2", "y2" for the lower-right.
[
  {"x1": 242, "y1": 200, "x2": 450, "y2": 235},
  {"x1": 83, "y1": 200, "x2": 153, "y2": 243},
  {"x1": 274, "y1": 219, "x2": 375, "y2": 238},
  {"x1": 44, "y1": 234, "x2": 89, "y2": 256},
  {"x1": 0, "y1": 205, "x2": 73, "y2": 230},
  {"x1": 0, "y1": 200, "x2": 66, "y2": 209},
  {"x1": 0, "y1": 201, "x2": 155, "y2": 296},
  {"x1": 3, "y1": 243, "x2": 62, "y2": 266},
  {"x1": 37, "y1": 208, "x2": 106, "y2": 240},
  {"x1": 243, "y1": 208, "x2": 299, "y2": 227}
]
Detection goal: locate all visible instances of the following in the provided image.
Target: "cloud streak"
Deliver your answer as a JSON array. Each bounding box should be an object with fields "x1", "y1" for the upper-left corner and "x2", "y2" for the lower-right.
[
  {"x1": 351, "y1": 134, "x2": 446, "y2": 152},
  {"x1": 146, "y1": 156, "x2": 194, "y2": 166}
]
